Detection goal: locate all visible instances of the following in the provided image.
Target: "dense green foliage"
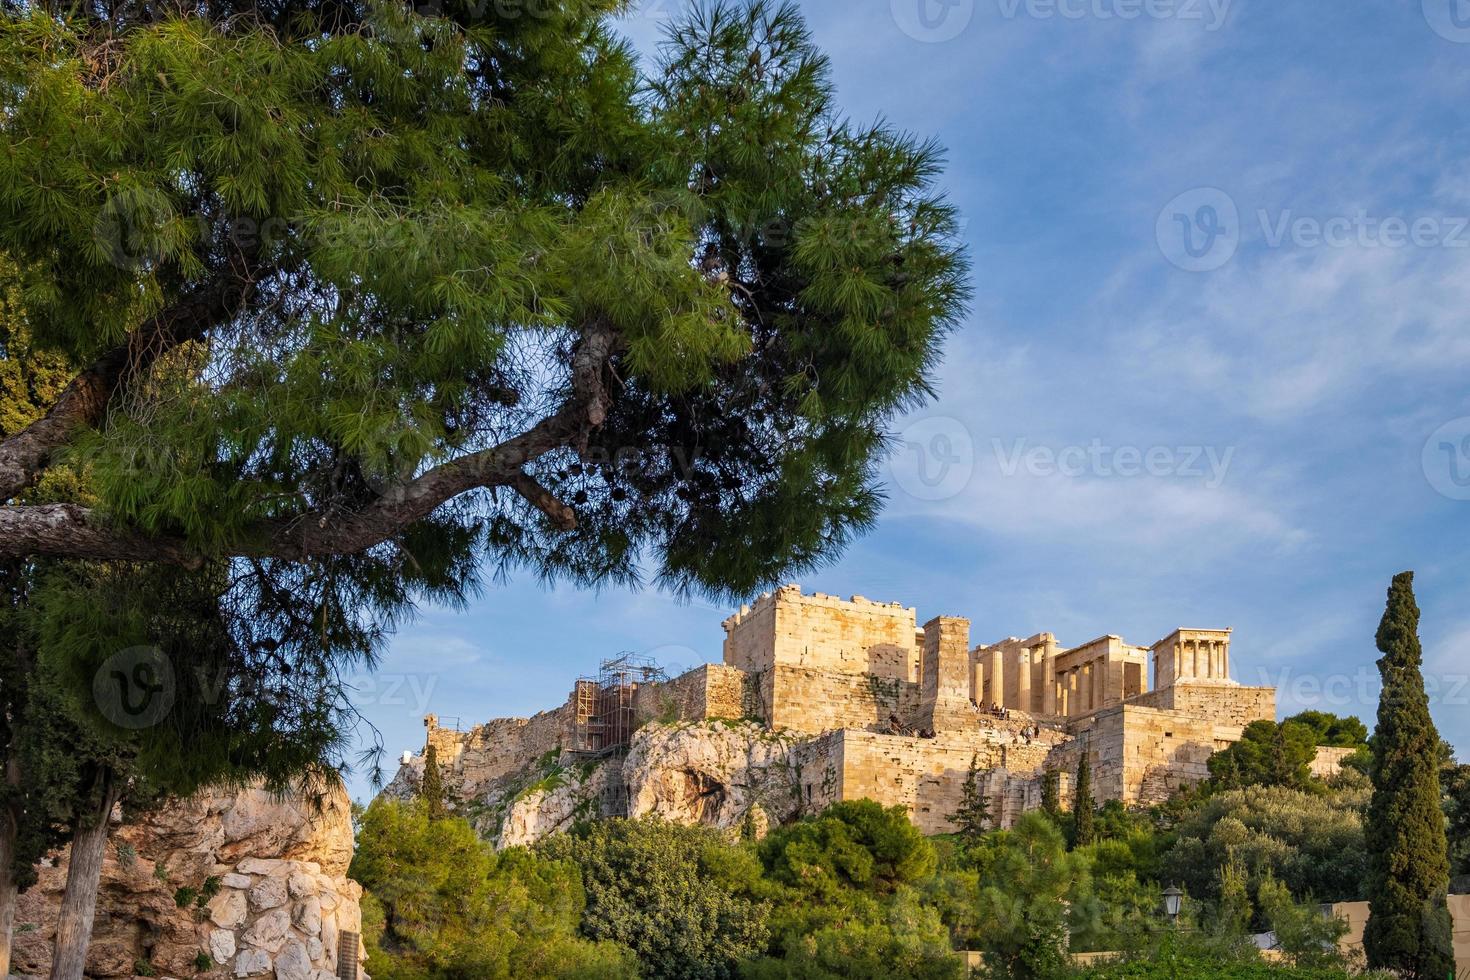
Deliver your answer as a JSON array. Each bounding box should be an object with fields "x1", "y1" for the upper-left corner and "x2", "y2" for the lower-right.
[
  {"x1": 970, "y1": 813, "x2": 1097, "y2": 979},
  {"x1": 352, "y1": 800, "x2": 636, "y2": 979},
  {"x1": 0, "y1": 0, "x2": 967, "y2": 601},
  {"x1": 1363, "y1": 572, "x2": 1455, "y2": 979},
  {"x1": 538, "y1": 818, "x2": 770, "y2": 980},
  {"x1": 746, "y1": 800, "x2": 956, "y2": 977},
  {"x1": 1162, "y1": 783, "x2": 1369, "y2": 910},
  {"x1": 420, "y1": 742, "x2": 445, "y2": 821},
  {"x1": 350, "y1": 778, "x2": 1405, "y2": 980},
  {"x1": 1207, "y1": 720, "x2": 1318, "y2": 792},
  {"x1": 1284, "y1": 712, "x2": 1369, "y2": 750},
  {"x1": 1443, "y1": 761, "x2": 1470, "y2": 878}
]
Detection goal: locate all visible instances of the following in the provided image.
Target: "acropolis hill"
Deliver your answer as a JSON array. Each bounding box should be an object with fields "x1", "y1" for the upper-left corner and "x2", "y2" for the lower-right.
[{"x1": 387, "y1": 585, "x2": 1302, "y2": 844}]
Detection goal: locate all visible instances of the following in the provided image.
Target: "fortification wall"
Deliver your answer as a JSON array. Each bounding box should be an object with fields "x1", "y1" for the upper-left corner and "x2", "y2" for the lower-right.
[
  {"x1": 1311, "y1": 745, "x2": 1357, "y2": 780},
  {"x1": 1129, "y1": 682, "x2": 1275, "y2": 729},
  {"x1": 1062, "y1": 703, "x2": 1245, "y2": 805},
  {"x1": 833, "y1": 730, "x2": 1059, "y2": 834},
  {"x1": 793, "y1": 730, "x2": 846, "y2": 815},
  {"x1": 425, "y1": 705, "x2": 573, "y2": 802},
  {"x1": 723, "y1": 585, "x2": 920, "y2": 681},
  {"x1": 762, "y1": 664, "x2": 923, "y2": 734},
  {"x1": 633, "y1": 664, "x2": 753, "y2": 724}
]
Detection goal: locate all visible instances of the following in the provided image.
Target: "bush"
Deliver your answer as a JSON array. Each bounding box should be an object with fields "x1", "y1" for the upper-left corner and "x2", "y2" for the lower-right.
[
  {"x1": 353, "y1": 800, "x2": 635, "y2": 980},
  {"x1": 538, "y1": 818, "x2": 769, "y2": 980},
  {"x1": 739, "y1": 888, "x2": 962, "y2": 980},
  {"x1": 1161, "y1": 785, "x2": 1368, "y2": 913}
]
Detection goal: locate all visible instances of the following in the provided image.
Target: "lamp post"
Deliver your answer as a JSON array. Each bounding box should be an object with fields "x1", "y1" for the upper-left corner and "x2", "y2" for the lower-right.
[{"x1": 1162, "y1": 885, "x2": 1184, "y2": 928}]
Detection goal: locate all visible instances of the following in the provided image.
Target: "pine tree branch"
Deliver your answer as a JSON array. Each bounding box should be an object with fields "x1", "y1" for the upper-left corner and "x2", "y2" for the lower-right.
[
  {"x1": 0, "y1": 319, "x2": 619, "y2": 563},
  {"x1": 0, "y1": 280, "x2": 245, "y2": 502}
]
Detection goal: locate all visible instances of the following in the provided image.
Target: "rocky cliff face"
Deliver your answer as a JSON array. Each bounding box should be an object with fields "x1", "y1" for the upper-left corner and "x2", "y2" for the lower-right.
[
  {"x1": 11, "y1": 781, "x2": 363, "y2": 980},
  {"x1": 388, "y1": 721, "x2": 808, "y2": 850},
  {"x1": 621, "y1": 721, "x2": 803, "y2": 835}
]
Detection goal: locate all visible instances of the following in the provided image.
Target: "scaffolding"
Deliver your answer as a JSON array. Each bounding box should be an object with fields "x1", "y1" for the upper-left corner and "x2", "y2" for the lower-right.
[{"x1": 570, "y1": 653, "x2": 668, "y2": 759}]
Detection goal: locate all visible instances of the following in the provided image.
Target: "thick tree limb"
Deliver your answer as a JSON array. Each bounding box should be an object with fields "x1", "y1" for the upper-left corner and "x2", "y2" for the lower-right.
[
  {"x1": 0, "y1": 318, "x2": 618, "y2": 564},
  {"x1": 0, "y1": 282, "x2": 242, "y2": 502}
]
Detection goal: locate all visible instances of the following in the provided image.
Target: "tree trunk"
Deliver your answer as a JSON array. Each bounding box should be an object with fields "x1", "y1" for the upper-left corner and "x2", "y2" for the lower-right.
[
  {"x1": 48, "y1": 770, "x2": 118, "y2": 980},
  {"x1": 0, "y1": 812, "x2": 17, "y2": 979}
]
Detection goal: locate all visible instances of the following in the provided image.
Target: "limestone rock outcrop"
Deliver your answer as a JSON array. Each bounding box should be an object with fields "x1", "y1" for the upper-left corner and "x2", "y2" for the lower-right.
[
  {"x1": 621, "y1": 721, "x2": 802, "y2": 832},
  {"x1": 413, "y1": 720, "x2": 808, "y2": 850},
  {"x1": 11, "y1": 781, "x2": 364, "y2": 980}
]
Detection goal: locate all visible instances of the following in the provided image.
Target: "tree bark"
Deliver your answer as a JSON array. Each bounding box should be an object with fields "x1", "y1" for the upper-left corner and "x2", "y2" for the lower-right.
[
  {"x1": 0, "y1": 812, "x2": 17, "y2": 980},
  {"x1": 48, "y1": 770, "x2": 119, "y2": 980},
  {"x1": 0, "y1": 282, "x2": 239, "y2": 503}
]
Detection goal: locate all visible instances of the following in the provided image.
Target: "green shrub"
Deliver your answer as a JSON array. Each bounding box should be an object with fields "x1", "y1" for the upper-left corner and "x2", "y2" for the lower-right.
[
  {"x1": 1161, "y1": 785, "x2": 1368, "y2": 911},
  {"x1": 539, "y1": 818, "x2": 769, "y2": 980},
  {"x1": 353, "y1": 799, "x2": 635, "y2": 980}
]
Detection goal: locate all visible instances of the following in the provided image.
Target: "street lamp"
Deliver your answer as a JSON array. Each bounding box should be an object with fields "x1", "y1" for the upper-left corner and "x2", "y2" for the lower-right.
[{"x1": 1162, "y1": 885, "x2": 1184, "y2": 925}]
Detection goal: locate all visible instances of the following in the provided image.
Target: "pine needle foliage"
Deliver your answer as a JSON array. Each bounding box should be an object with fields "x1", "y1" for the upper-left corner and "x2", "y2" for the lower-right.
[
  {"x1": 1363, "y1": 572, "x2": 1455, "y2": 980},
  {"x1": 0, "y1": 0, "x2": 969, "y2": 601},
  {"x1": 952, "y1": 753, "x2": 992, "y2": 841}
]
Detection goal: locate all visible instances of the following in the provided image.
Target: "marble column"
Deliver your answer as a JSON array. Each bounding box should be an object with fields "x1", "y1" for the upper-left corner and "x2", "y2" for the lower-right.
[
  {"x1": 1042, "y1": 650, "x2": 1058, "y2": 715},
  {"x1": 1017, "y1": 649, "x2": 1033, "y2": 714}
]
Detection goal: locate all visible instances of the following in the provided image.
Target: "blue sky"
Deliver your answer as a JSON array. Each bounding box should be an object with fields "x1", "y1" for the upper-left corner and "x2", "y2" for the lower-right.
[{"x1": 347, "y1": 0, "x2": 1470, "y2": 802}]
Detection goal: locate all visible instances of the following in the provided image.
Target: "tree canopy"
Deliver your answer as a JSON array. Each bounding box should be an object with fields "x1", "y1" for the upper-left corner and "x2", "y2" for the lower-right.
[{"x1": 0, "y1": 0, "x2": 967, "y2": 603}]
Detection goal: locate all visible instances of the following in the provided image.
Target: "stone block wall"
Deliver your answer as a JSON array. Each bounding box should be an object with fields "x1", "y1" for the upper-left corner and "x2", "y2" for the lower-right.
[
  {"x1": 1328, "y1": 899, "x2": 1470, "y2": 978},
  {"x1": 1311, "y1": 746, "x2": 1358, "y2": 779},
  {"x1": 1129, "y1": 682, "x2": 1276, "y2": 729},
  {"x1": 793, "y1": 731, "x2": 846, "y2": 816},
  {"x1": 12, "y1": 783, "x2": 362, "y2": 980},
  {"x1": 633, "y1": 664, "x2": 753, "y2": 724},
  {"x1": 831, "y1": 730, "x2": 1059, "y2": 834},
  {"x1": 761, "y1": 664, "x2": 922, "y2": 734},
  {"x1": 919, "y1": 616, "x2": 974, "y2": 733},
  {"x1": 722, "y1": 585, "x2": 921, "y2": 681}
]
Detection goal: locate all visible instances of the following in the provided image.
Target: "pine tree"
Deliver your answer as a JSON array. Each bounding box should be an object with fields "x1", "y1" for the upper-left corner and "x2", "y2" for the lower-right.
[
  {"x1": 1073, "y1": 750, "x2": 1096, "y2": 848},
  {"x1": 421, "y1": 743, "x2": 446, "y2": 821},
  {"x1": 0, "y1": 1, "x2": 967, "y2": 599},
  {"x1": 952, "y1": 754, "x2": 992, "y2": 840},
  {"x1": 1363, "y1": 572, "x2": 1455, "y2": 980}
]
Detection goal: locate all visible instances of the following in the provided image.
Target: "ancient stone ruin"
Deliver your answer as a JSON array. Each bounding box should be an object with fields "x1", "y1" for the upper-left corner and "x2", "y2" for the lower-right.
[
  {"x1": 12, "y1": 781, "x2": 364, "y2": 980},
  {"x1": 388, "y1": 585, "x2": 1304, "y2": 844}
]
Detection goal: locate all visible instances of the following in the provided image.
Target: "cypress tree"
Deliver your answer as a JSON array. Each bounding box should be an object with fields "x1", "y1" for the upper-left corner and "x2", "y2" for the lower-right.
[
  {"x1": 1363, "y1": 572, "x2": 1455, "y2": 980},
  {"x1": 952, "y1": 754, "x2": 992, "y2": 840},
  {"x1": 1040, "y1": 769, "x2": 1062, "y2": 820},
  {"x1": 421, "y1": 743, "x2": 446, "y2": 821},
  {"x1": 1073, "y1": 750, "x2": 1096, "y2": 848}
]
